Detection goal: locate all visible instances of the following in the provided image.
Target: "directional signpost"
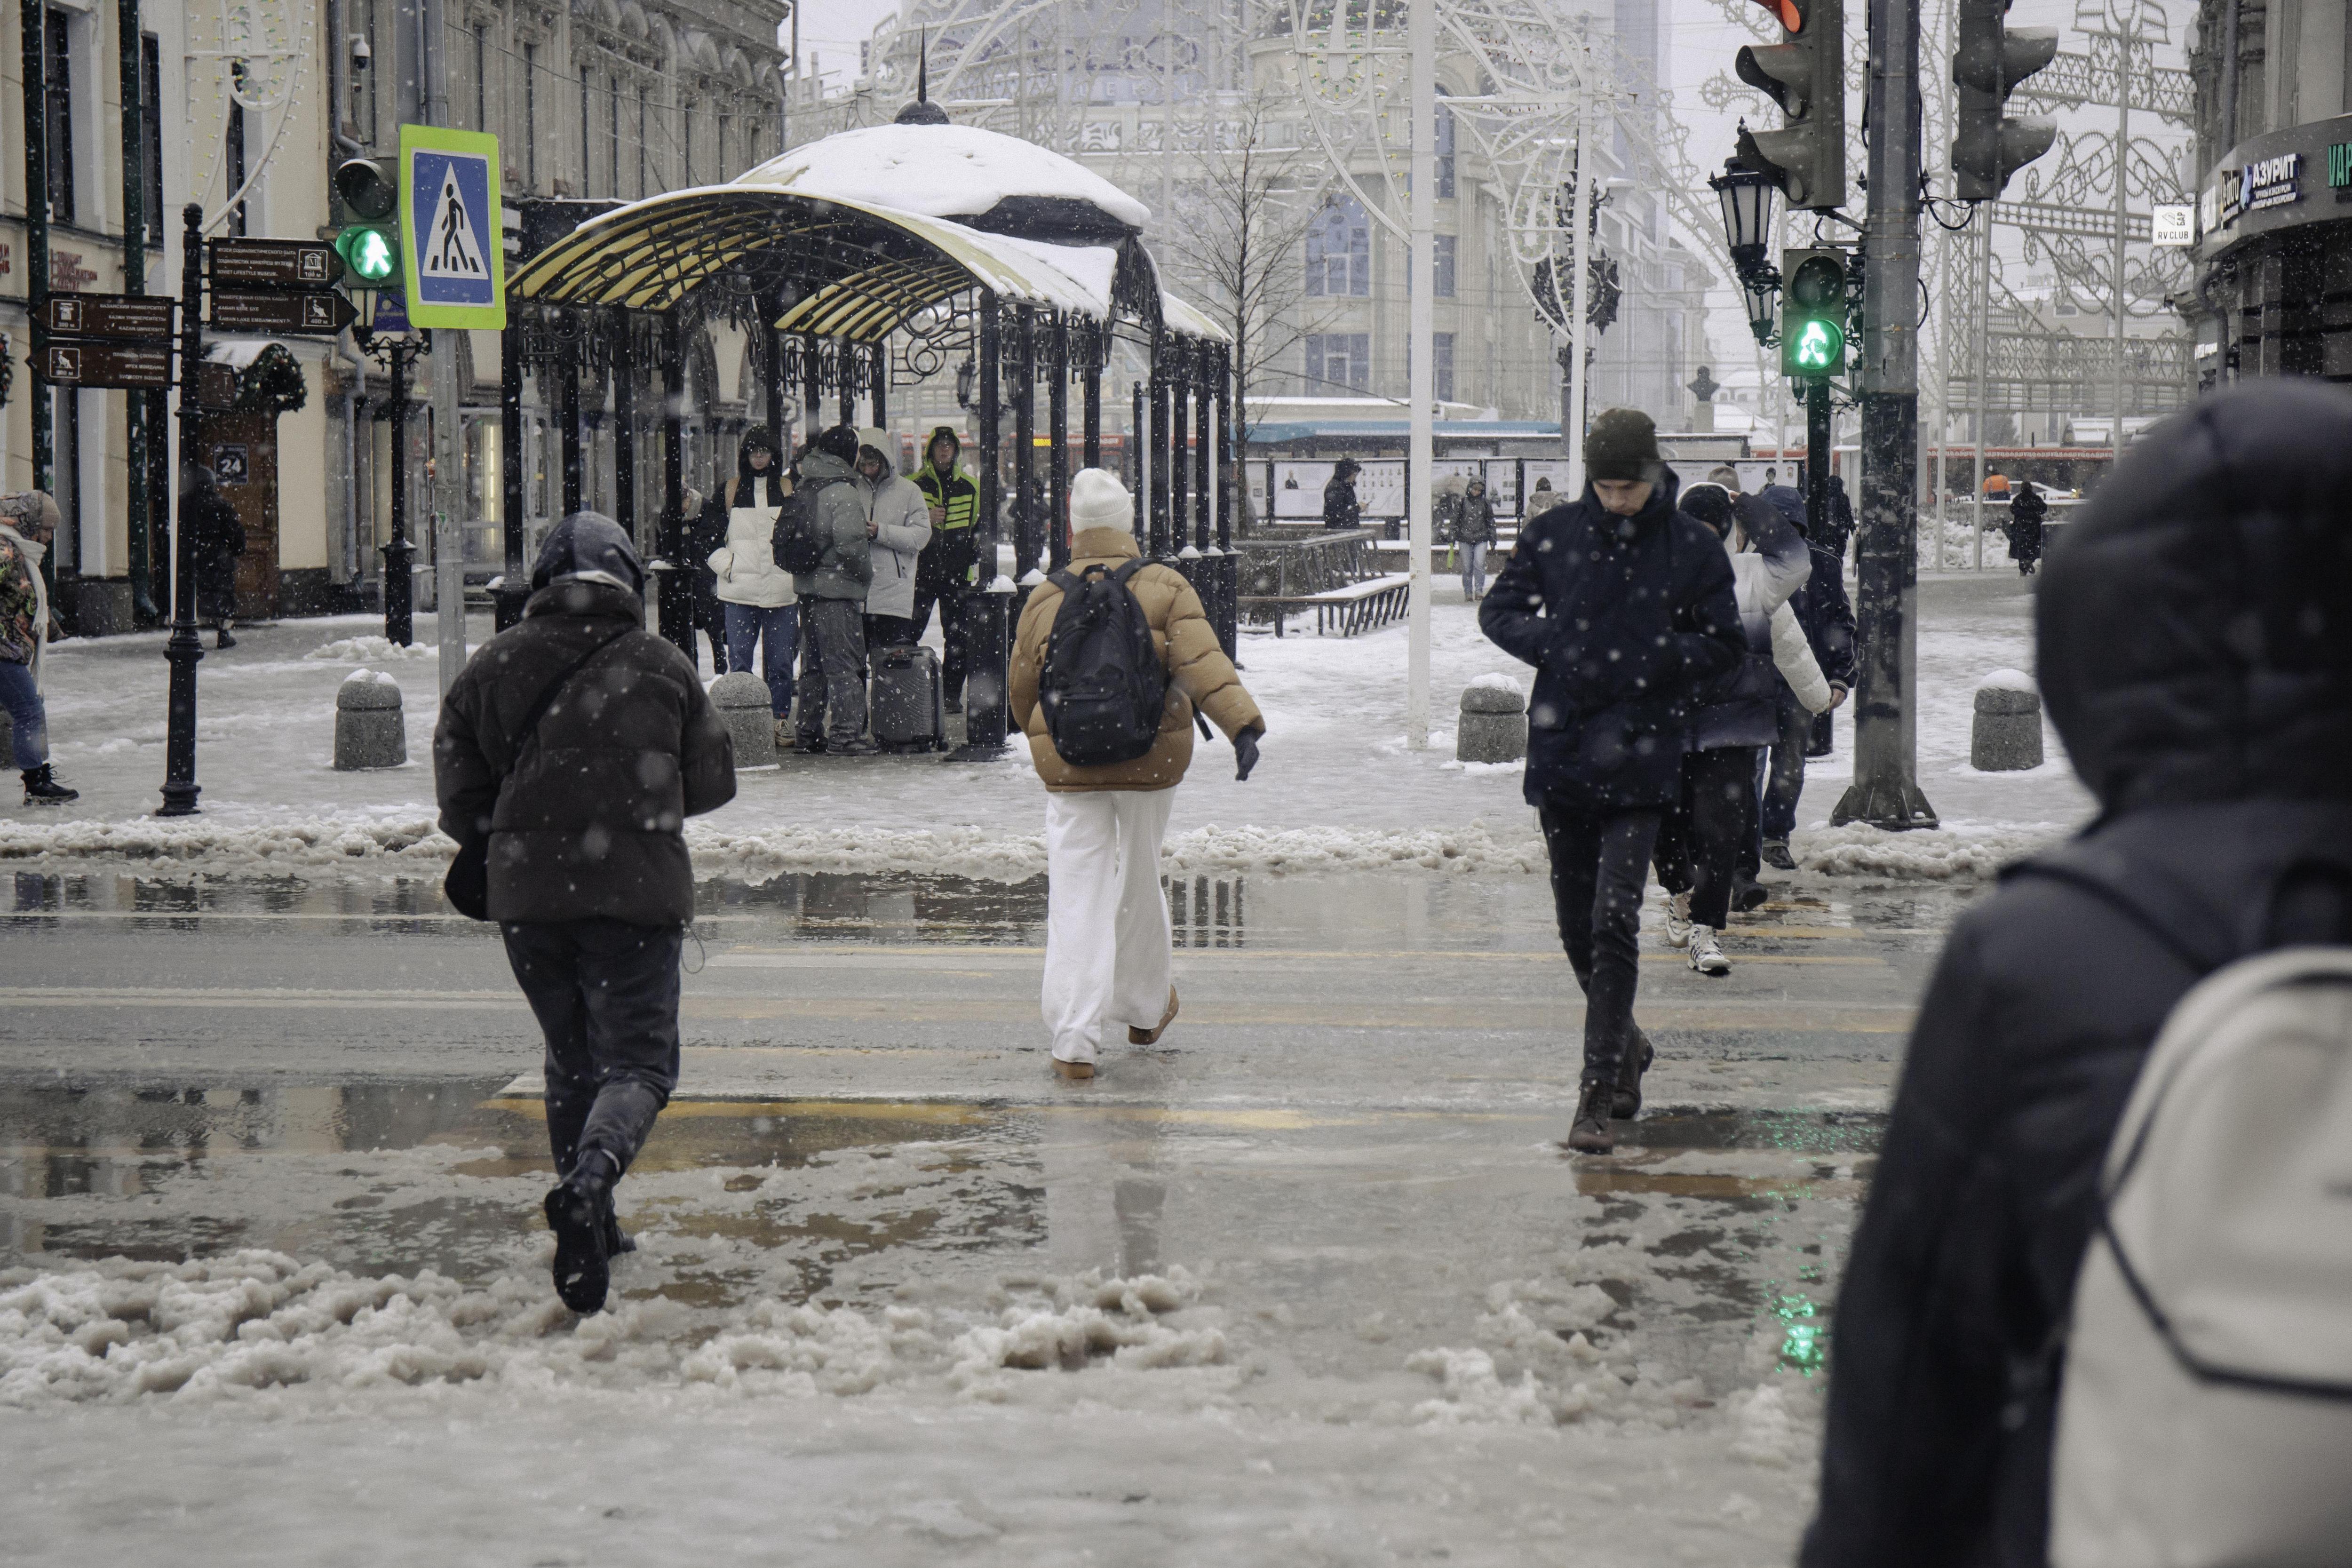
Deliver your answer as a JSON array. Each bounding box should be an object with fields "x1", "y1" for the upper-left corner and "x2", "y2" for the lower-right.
[
  {"x1": 208, "y1": 239, "x2": 344, "y2": 290},
  {"x1": 209, "y1": 289, "x2": 360, "y2": 334},
  {"x1": 39, "y1": 292, "x2": 178, "y2": 389}
]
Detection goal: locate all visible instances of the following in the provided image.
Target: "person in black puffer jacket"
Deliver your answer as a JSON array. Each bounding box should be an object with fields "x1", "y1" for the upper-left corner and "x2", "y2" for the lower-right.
[
  {"x1": 1802, "y1": 380, "x2": 2352, "y2": 1568},
  {"x1": 1480, "y1": 410, "x2": 1743, "y2": 1153},
  {"x1": 435, "y1": 512, "x2": 736, "y2": 1315}
]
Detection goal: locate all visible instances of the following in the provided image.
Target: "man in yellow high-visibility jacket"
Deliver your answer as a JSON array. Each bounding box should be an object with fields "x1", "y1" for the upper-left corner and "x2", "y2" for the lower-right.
[{"x1": 912, "y1": 425, "x2": 983, "y2": 704}]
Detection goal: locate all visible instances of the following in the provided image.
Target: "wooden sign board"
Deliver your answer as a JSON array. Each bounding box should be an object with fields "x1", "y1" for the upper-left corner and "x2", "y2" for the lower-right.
[
  {"x1": 209, "y1": 289, "x2": 358, "y2": 334},
  {"x1": 208, "y1": 239, "x2": 343, "y2": 290},
  {"x1": 42, "y1": 341, "x2": 174, "y2": 389},
  {"x1": 43, "y1": 293, "x2": 175, "y2": 340}
]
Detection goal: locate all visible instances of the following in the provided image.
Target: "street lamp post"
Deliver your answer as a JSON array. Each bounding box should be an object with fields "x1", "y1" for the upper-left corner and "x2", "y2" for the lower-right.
[{"x1": 158, "y1": 205, "x2": 206, "y2": 818}]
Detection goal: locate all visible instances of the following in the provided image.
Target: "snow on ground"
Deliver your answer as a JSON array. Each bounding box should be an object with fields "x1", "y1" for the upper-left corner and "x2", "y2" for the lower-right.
[{"x1": 3, "y1": 574, "x2": 2091, "y2": 884}]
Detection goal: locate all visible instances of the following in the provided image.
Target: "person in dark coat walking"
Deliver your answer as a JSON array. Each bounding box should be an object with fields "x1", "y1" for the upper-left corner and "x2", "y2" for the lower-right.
[
  {"x1": 1479, "y1": 410, "x2": 1744, "y2": 1153},
  {"x1": 182, "y1": 466, "x2": 246, "y2": 649},
  {"x1": 1800, "y1": 379, "x2": 2352, "y2": 1568},
  {"x1": 1821, "y1": 473, "x2": 1857, "y2": 560},
  {"x1": 1322, "y1": 459, "x2": 1362, "y2": 530},
  {"x1": 678, "y1": 486, "x2": 727, "y2": 675},
  {"x1": 1454, "y1": 477, "x2": 1498, "y2": 599},
  {"x1": 434, "y1": 512, "x2": 737, "y2": 1314},
  {"x1": 1787, "y1": 498, "x2": 1856, "y2": 766},
  {"x1": 2005, "y1": 478, "x2": 2048, "y2": 575}
]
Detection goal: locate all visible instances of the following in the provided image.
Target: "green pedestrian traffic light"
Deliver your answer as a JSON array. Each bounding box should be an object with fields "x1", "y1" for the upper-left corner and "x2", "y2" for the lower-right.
[
  {"x1": 1779, "y1": 247, "x2": 1848, "y2": 379},
  {"x1": 331, "y1": 157, "x2": 402, "y2": 291}
]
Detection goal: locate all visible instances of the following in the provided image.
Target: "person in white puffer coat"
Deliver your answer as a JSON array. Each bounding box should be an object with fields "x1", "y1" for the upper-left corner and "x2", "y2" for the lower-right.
[
  {"x1": 703, "y1": 429, "x2": 798, "y2": 747},
  {"x1": 1651, "y1": 482, "x2": 1831, "y2": 979}
]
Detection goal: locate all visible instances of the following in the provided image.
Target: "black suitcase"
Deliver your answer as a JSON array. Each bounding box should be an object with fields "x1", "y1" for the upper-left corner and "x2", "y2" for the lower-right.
[{"x1": 871, "y1": 643, "x2": 946, "y2": 753}]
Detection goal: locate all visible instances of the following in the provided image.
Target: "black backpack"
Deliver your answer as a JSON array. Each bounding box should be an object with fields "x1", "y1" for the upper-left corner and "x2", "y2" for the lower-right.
[
  {"x1": 771, "y1": 473, "x2": 848, "y2": 577},
  {"x1": 1040, "y1": 560, "x2": 1168, "y2": 767}
]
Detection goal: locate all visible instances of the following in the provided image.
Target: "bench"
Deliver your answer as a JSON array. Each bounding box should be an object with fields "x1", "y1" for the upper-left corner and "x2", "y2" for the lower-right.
[{"x1": 1240, "y1": 573, "x2": 1414, "y2": 637}]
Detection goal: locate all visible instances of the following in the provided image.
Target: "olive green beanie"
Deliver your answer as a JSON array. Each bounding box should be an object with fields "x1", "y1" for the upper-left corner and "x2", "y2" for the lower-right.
[{"x1": 1584, "y1": 407, "x2": 1661, "y2": 482}]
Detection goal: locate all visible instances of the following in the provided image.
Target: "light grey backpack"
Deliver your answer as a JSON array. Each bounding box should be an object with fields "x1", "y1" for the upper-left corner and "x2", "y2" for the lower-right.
[{"x1": 2050, "y1": 947, "x2": 2352, "y2": 1568}]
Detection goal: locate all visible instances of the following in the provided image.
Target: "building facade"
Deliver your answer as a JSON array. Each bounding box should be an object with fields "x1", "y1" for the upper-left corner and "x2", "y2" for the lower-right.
[
  {"x1": 0, "y1": 0, "x2": 788, "y2": 628},
  {"x1": 2187, "y1": 0, "x2": 2352, "y2": 381}
]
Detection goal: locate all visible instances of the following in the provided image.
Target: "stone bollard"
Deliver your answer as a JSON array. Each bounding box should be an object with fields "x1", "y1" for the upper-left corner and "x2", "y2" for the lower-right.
[
  {"x1": 1971, "y1": 669, "x2": 2044, "y2": 771},
  {"x1": 333, "y1": 670, "x2": 408, "y2": 770},
  {"x1": 1457, "y1": 676, "x2": 1528, "y2": 764},
  {"x1": 709, "y1": 670, "x2": 779, "y2": 767}
]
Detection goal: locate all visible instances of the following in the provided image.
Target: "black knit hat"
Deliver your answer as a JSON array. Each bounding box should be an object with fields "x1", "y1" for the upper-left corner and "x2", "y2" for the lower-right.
[
  {"x1": 1584, "y1": 408, "x2": 1661, "y2": 482},
  {"x1": 816, "y1": 425, "x2": 861, "y2": 464}
]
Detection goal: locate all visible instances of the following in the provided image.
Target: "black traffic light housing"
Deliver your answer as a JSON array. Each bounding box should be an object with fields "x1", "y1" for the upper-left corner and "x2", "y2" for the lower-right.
[
  {"x1": 1952, "y1": 0, "x2": 2058, "y2": 200},
  {"x1": 332, "y1": 157, "x2": 402, "y2": 290},
  {"x1": 1733, "y1": 0, "x2": 1846, "y2": 212},
  {"x1": 1780, "y1": 248, "x2": 1849, "y2": 378}
]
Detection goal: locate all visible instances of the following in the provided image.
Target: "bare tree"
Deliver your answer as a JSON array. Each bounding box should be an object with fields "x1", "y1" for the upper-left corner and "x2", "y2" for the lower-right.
[{"x1": 1162, "y1": 88, "x2": 1326, "y2": 459}]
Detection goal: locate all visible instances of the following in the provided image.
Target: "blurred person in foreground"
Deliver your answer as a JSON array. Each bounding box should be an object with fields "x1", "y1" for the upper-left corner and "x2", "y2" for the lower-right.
[
  {"x1": 435, "y1": 513, "x2": 736, "y2": 1314},
  {"x1": 1802, "y1": 380, "x2": 2352, "y2": 1565}
]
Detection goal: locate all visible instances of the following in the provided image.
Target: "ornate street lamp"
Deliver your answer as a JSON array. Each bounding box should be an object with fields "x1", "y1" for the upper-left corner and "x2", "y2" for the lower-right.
[{"x1": 1709, "y1": 156, "x2": 1777, "y2": 282}]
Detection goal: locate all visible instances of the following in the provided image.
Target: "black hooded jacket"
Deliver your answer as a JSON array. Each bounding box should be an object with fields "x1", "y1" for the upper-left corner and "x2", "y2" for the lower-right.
[
  {"x1": 1802, "y1": 382, "x2": 2352, "y2": 1568},
  {"x1": 1479, "y1": 469, "x2": 1743, "y2": 810},
  {"x1": 435, "y1": 515, "x2": 736, "y2": 927}
]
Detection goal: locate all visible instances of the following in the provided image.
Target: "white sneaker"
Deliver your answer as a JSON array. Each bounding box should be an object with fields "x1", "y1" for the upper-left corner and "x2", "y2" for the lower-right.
[
  {"x1": 1663, "y1": 891, "x2": 1694, "y2": 948},
  {"x1": 1688, "y1": 924, "x2": 1731, "y2": 976}
]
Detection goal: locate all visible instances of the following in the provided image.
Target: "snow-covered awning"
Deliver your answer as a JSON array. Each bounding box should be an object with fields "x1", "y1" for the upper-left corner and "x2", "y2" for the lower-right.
[
  {"x1": 1160, "y1": 291, "x2": 1230, "y2": 346},
  {"x1": 508, "y1": 184, "x2": 1190, "y2": 341},
  {"x1": 739, "y1": 122, "x2": 1150, "y2": 239}
]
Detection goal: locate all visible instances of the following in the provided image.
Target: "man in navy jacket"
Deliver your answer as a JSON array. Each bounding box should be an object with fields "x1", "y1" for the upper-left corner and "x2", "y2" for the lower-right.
[{"x1": 1480, "y1": 410, "x2": 1744, "y2": 1152}]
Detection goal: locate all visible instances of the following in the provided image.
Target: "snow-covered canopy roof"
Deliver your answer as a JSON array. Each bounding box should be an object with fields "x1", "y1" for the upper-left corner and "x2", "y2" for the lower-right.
[{"x1": 737, "y1": 123, "x2": 1150, "y2": 243}]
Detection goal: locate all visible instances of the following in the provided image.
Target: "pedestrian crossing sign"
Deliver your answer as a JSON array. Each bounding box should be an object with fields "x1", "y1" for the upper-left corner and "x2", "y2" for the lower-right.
[{"x1": 398, "y1": 124, "x2": 505, "y2": 328}]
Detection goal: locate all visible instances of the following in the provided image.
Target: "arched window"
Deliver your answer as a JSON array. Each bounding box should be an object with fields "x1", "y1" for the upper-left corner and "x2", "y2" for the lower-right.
[{"x1": 1305, "y1": 194, "x2": 1371, "y2": 298}]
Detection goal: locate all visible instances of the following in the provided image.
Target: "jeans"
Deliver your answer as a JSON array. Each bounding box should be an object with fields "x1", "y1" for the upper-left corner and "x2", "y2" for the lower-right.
[
  {"x1": 723, "y1": 601, "x2": 796, "y2": 717},
  {"x1": 1762, "y1": 685, "x2": 1810, "y2": 844},
  {"x1": 1536, "y1": 796, "x2": 1661, "y2": 1088},
  {"x1": 1041, "y1": 788, "x2": 1176, "y2": 1065},
  {"x1": 795, "y1": 597, "x2": 870, "y2": 746},
  {"x1": 1653, "y1": 746, "x2": 1759, "y2": 929},
  {"x1": 1459, "y1": 541, "x2": 1488, "y2": 599},
  {"x1": 910, "y1": 584, "x2": 970, "y2": 701},
  {"x1": 0, "y1": 661, "x2": 48, "y2": 767},
  {"x1": 501, "y1": 917, "x2": 685, "y2": 1180}
]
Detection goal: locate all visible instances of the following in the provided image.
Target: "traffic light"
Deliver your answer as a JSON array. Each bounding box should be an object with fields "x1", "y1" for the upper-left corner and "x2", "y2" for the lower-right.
[
  {"x1": 1733, "y1": 0, "x2": 1846, "y2": 211},
  {"x1": 1780, "y1": 248, "x2": 1848, "y2": 378},
  {"x1": 332, "y1": 157, "x2": 401, "y2": 289},
  {"x1": 1951, "y1": 0, "x2": 2058, "y2": 200}
]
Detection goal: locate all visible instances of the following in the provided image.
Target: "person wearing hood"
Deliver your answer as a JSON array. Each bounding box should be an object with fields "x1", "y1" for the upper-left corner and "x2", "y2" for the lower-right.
[
  {"x1": 434, "y1": 512, "x2": 736, "y2": 1315},
  {"x1": 702, "y1": 429, "x2": 796, "y2": 743},
  {"x1": 1654, "y1": 484, "x2": 1828, "y2": 976},
  {"x1": 1322, "y1": 458, "x2": 1362, "y2": 531},
  {"x1": 1822, "y1": 472, "x2": 1857, "y2": 560},
  {"x1": 788, "y1": 425, "x2": 878, "y2": 756},
  {"x1": 1454, "y1": 476, "x2": 1498, "y2": 599},
  {"x1": 1479, "y1": 409, "x2": 1744, "y2": 1153},
  {"x1": 182, "y1": 466, "x2": 246, "y2": 650},
  {"x1": 854, "y1": 428, "x2": 932, "y2": 649},
  {"x1": 911, "y1": 426, "x2": 981, "y2": 706},
  {"x1": 1009, "y1": 468, "x2": 1265, "y2": 1081},
  {"x1": 0, "y1": 493, "x2": 77, "y2": 804},
  {"x1": 1800, "y1": 381, "x2": 2352, "y2": 1567}
]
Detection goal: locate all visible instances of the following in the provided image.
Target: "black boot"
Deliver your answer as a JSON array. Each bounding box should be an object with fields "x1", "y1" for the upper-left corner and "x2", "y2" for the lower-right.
[
  {"x1": 1566, "y1": 1079, "x2": 1616, "y2": 1154},
  {"x1": 543, "y1": 1150, "x2": 619, "y2": 1313},
  {"x1": 215, "y1": 626, "x2": 236, "y2": 649},
  {"x1": 21, "y1": 765, "x2": 77, "y2": 805},
  {"x1": 1612, "y1": 1027, "x2": 1656, "y2": 1121}
]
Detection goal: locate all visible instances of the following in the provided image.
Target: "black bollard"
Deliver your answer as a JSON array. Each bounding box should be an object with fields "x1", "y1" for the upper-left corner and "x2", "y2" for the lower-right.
[{"x1": 381, "y1": 340, "x2": 416, "y2": 646}]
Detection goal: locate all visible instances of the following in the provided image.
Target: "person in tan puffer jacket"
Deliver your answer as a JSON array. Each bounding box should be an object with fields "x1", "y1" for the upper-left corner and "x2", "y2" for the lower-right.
[{"x1": 1009, "y1": 468, "x2": 1264, "y2": 1080}]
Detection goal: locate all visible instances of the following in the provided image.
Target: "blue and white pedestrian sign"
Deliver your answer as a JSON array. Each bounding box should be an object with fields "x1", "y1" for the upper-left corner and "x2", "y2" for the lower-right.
[{"x1": 398, "y1": 124, "x2": 505, "y2": 329}]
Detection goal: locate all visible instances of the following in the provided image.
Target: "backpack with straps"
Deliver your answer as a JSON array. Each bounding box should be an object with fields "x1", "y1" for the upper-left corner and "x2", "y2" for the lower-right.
[
  {"x1": 2049, "y1": 940, "x2": 2352, "y2": 1566},
  {"x1": 770, "y1": 473, "x2": 849, "y2": 577},
  {"x1": 1038, "y1": 559, "x2": 1168, "y2": 767}
]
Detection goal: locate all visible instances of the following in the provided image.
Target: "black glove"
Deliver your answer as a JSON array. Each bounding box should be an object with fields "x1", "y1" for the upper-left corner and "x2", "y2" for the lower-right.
[{"x1": 1233, "y1": 726, "x2": 1262, "y2": 782}]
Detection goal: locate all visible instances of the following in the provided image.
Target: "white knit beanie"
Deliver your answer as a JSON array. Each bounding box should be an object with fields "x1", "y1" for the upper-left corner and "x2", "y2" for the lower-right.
[{"x1": 1069, "y1": 467, "x2": 1132, "y2": 532}]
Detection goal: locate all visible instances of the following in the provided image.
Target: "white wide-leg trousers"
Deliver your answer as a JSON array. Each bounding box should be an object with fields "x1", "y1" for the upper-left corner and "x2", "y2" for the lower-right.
[{"x1": 1042, "y1": 787, "x2": 1176, "y2": 1065}]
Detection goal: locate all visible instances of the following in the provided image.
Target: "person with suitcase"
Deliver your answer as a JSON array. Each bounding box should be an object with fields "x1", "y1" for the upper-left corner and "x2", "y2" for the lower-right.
[{"x1": 1009, "y1": 468, "x2": 1264, "y2": 1082}]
